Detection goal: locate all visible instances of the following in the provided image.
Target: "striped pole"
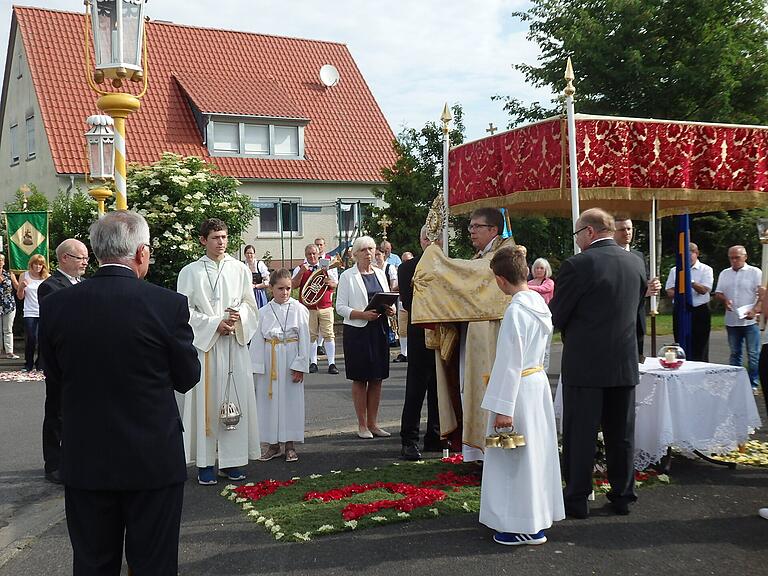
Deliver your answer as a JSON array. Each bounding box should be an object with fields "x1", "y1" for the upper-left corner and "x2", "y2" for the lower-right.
[{"x1": 96, "y1": 93, "x2": 141, "y2": 211}]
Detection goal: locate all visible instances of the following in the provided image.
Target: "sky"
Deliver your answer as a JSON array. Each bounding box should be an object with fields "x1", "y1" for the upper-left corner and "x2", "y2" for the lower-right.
[{"x1": 0, "y1": 0, "x2": 557, "y2": 142}]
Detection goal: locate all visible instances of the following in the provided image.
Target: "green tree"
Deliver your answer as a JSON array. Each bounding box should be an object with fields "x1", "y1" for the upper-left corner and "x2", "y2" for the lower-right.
[
  {"x1": 128, "y1": 153, "x2": 256, "y2": 289},
  {"x1": 4, "y1": 184, "x2": 49, "y2": 212},
  {"x1": 364, "y1": 105, "x2": 467, "y2": 257},
  {"x1": 498, "y1": 0, "x2": 768, "y2": 126}
]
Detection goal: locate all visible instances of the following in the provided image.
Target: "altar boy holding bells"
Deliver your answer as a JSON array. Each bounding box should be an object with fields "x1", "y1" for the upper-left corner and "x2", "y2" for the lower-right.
[
  {"x1": 479, "y1": 245, "x2": 564, "y2": 546},
  {"x1": 251, "y1": 268, "x2": 311, "y2": 463}
]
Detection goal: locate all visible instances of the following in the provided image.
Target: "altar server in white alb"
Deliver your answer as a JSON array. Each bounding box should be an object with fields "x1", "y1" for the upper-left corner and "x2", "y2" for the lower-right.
[
  {"x1": 251, "y1": 268, "x2": 310, "y2": 463},
  {"x1": 479, "y1": 245, "x2": 564, "y2": 546},
  {"x1": 177, "y1": 218, "x2": 260, "y2": 486}
]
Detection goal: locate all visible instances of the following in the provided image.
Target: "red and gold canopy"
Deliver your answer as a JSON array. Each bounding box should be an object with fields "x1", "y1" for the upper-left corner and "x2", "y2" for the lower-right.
[{"x1": 449, "y1": 114, "x2": 768, "y2": 218}]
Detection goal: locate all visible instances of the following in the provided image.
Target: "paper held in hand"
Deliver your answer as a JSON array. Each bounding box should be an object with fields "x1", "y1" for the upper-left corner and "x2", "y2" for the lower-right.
[
  {"x1": 364, "y1": 292, "x2": 399, "y2": 313},
  {"x1": 736, "y1": 303, "x2": 755, "y2": 319}
]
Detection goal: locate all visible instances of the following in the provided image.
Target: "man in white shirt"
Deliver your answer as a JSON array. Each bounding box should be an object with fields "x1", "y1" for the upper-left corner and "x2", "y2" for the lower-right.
[
  {"x1": 714, "y1": 245, "x2": 763, "y2": 389},
  {"x1": 664, "y1": 242, "x2": 714, "y2": 361}
]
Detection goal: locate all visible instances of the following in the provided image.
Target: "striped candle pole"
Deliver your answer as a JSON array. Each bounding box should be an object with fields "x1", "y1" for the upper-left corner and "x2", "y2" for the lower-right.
[{"x1": 96, "y1": 93, "x2": 141, "y2": 211}]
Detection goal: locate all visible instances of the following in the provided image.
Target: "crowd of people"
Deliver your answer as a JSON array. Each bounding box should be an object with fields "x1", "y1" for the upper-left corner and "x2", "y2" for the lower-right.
[{"x1": 21, "y1": 204, "x2": 768, "y2": 572}]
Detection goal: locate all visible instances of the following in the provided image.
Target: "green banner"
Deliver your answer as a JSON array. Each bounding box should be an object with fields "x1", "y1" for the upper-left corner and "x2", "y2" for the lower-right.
[{"x1": 5, "y1": 211, "x2": 48, "y2": 273}]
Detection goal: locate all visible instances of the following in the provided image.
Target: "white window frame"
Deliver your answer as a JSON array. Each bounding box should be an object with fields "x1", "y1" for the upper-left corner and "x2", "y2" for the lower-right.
[
  {"x1": 255, "y1": 198, "x2": 303, "y2": 238},
  {"x1": 25, "y1": 114, "x2": 35, "y2": 160},
  {"x1": 9, "y1": 123, "x2": 19, "y2": 165},
  {"x1": 208, "y1": 118, "x2": 305, "y2": 159}
]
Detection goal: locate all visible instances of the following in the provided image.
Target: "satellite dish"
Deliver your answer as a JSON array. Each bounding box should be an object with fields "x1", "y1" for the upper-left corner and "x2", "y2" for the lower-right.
[{"x1": 319, "y1": 64, "x2": 340, "y2": 87}]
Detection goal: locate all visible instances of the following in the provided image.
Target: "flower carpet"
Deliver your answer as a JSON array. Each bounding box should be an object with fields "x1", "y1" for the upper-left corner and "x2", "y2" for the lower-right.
[
  {"x1": 0, "y1": 370, "x2": 44, "y2": 382},
  {"x1": 221, "y1": 455, "x2": 670, "y2": 543},
  {"x1": 711, "y1": 440, "x2": 768, "y2": 467}
]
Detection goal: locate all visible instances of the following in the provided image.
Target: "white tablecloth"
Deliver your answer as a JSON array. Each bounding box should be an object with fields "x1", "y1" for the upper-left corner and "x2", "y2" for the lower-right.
[{"x1": 553, "y1": 358, "x2": 763, "y2": 470}]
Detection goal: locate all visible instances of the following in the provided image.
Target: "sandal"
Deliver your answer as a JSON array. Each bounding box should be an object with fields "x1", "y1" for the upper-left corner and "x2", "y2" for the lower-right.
[
  {"x1": 258, "y1": 445, "x2": 282, "y2": 461},
  {"x1": 285, "y1": 449, "x2": 299, "y2": 463}
]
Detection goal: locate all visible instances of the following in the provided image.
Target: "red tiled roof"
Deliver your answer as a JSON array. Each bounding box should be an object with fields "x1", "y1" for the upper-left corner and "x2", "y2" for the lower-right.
[{"x1": 13, "y1": 6, "x2": 396, "y2": 182}]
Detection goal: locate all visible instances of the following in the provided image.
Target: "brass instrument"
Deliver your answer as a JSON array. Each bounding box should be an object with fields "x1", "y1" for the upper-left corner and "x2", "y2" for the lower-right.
[{"x1": 299, "y1": 254, "x2": 344, "y2": 307}]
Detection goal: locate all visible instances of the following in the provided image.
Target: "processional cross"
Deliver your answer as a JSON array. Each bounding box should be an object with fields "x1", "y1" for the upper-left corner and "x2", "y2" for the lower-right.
[
  {"x1": 486, "y1": 123, "x2": 497, "y2": 135},
  {"x1": 378, "y1": 214, "x2": 392, "y2": 240}
]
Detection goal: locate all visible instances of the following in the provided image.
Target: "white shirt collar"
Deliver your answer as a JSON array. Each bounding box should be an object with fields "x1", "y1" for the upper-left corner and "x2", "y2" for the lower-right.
[{"x1": 59, "y1": 269, "x2": 80, "y2": 284}]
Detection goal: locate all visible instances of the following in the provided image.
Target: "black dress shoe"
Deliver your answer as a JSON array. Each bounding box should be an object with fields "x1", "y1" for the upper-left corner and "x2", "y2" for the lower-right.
[
  {"x1": 565, "y1": 504, "x2": 589, "y2": 519},
  {"x1": 401, "y1": 444, "x2": 422, "y2": 461},
  {"x1": 328, "y1": 364, "x2": 339, "y2": 375},
  {"x1": 317, "y1": 345, "x2": 326, "y2": 356},
  {"x1": 309, "y1": 363, "x2": 318, "y2": 373},
  {"x1": 609, "y1": 500, "x2": 630, "y2": 515},
  {"x1": 45, "y1": 470, "x2": 63, "y2": 485},
  {"x1": 393, "y1": 354, "x2": 407, "y2": 363}
]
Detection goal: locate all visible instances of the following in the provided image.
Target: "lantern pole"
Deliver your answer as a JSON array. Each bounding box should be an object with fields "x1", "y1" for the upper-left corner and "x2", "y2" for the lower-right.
[
  {"x1": 84, "y1": 0, "x2": 149, "y2": 211},
  {"x1": 564, "y1": 57, "x2": 581, "y2": 255},
  {"x1": 441, "y1": 103, "x2": 452, "y2": 255}
]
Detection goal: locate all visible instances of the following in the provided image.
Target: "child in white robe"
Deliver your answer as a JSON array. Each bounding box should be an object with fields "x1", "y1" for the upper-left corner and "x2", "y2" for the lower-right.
[
  {"x1": 250, "y1": 269, "x2": 310, "y2": 462},
  {"x1": 479, "y1": 245, "x2": 565, "y2": 546}
]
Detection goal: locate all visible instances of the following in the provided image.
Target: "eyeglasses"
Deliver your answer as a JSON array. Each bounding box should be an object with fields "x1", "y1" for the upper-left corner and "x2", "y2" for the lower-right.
[
  {"x1": 66, "y1": 253, "x2": 89, "y2": 262},
  {"x1": 467, "y1": 223, "x2": 494, "y2": 232},
  {"x1": 572, "y1": 226, "x2": 589, "y2": 237}
]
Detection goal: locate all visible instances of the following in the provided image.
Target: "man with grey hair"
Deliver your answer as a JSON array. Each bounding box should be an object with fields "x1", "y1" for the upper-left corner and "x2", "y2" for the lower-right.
[
  {"x1": 39, "y1": 211, "x2": 199, "y2": 574},
  {"x1": 380, "y1": 240, "x2": 402, "y2": 267},
  {"x1": 38, "y1": 237, "x2": 89, "y2": 485}
]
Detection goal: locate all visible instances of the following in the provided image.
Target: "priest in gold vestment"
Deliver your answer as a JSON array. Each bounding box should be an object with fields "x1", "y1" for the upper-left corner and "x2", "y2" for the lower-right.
[{"x1": 411, "y1": 208, "x2": 515, "y2": 461}]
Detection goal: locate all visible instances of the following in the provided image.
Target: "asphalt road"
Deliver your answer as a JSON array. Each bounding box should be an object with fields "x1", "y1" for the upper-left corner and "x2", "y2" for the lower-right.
[{"x1": 1, "y1": 331, "x2": 766, "y2": 575}]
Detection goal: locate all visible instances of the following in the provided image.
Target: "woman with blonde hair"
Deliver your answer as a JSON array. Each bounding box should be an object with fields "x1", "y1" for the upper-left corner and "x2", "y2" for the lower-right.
[
  {"x1": 17, "y1": 254, "x2": 49, "y2": 372},
  {"x1": 336, "y1": 236, "x2": 396, "y2": 438}
]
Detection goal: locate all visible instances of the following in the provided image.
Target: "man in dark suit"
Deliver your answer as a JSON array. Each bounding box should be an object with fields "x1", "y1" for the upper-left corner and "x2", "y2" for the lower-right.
[
  {"x1": 39, "y1": 211, "x2": 200, "y2": 575},
  {"x1": 38, "y1": 238, "x2": 89, "y2": 485},
  {"x1": 398, "y1": 226, "x2": 441, "y2": 460},
  {"x1": 550, "y1": 208, "x2": 647, "y2": 519}
]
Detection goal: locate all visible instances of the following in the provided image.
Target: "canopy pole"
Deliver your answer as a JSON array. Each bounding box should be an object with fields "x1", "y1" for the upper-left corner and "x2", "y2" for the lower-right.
[
  {"x1": 564, "y1": 58, "x2": 580, "y2": 254},
  {"x1": 441, "y1": 103, "x2": 452, "y2": 256},
  {"x1": 649, "y1": 197, "x2": 658, "y2": 356}
]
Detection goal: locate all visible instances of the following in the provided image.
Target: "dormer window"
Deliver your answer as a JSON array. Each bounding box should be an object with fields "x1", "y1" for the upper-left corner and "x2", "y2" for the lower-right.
[{"x1": 208, "y1": 118, "x2": 304, "y2": 159}]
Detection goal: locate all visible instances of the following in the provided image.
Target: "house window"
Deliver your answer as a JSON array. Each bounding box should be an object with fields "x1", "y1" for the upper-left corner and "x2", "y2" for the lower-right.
[
  {"x1": 16, "y1": 52, "x2": 22, "y2": 79},
  {"x1": 244, "y1": 124, "x2": 269, "y2": 154},
  {"x1": 9, "y1": 123, "x2": 19, "y2": 165},
  {"x1": 256, "y1": 199, "x2": 302, "y2": 235},
  {"x1": 210, "y1": 120, "x2": 304, "y2": 158},
  {"x1": 212, "y1": 122, "x2": 239, "y2": 152},
  {"x1": 339, "y1": 201, "x2": 373, "y2": 237},
  {"x1": 274, "y1": 126, "x2": 298, "y2": 156},
  {"x1": 25, "y1": 115, "x2": 35, "y2": 159}
]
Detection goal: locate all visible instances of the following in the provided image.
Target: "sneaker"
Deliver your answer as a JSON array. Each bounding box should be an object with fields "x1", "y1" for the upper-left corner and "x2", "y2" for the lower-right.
[
  {"x1": 317, "y1": 345, "x2": 326, "y2": 356},
  {"x1": 218, "y1": 467, "x2": 246, "y2": 481},
  {"x1": 493, "y1": 531, "x2": 547, "y2": 546},
  {"x1": 328, "y1": 364, "x2": 339, "y2": 375},
  {"x1": 197, "y1": 466, "x2": 217, "y2": 486},
  {"x1": 309, "y1": 363, "x2": 318, "y2": 373},
  {"x1": 393, "y1": 354, "x2": 407, "y2": 363}
]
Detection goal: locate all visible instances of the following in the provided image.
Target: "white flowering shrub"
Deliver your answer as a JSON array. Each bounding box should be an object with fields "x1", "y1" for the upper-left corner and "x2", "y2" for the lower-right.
[{"x1": 128, "y1": 153, "x2": 256, "y2": 289}]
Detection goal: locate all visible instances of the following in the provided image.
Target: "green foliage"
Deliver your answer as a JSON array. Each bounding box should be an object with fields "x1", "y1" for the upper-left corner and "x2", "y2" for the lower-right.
[
  {"x1": 128, "y1": 153, "x2": 257, "y2": 289},
  {"x1": 503, "y1": 0, "x2": 768, "y2": 126},
  {"x1": 364, "y1": 105, "x2": 466, "y2": 256},
  {"x1": 508, "y1": 215, "x2": 574, "y2": 274}
]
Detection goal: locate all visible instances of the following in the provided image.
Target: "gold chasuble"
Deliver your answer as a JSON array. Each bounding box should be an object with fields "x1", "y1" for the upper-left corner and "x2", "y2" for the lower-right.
[{"x1": 411, "y1": 237, "x2": 514, "y2": 455}]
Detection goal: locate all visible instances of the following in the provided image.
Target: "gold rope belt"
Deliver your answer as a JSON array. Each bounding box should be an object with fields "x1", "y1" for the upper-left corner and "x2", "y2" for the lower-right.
[
  {"x1": 521, "y1": 365, "x2": 545, "y2": 377},
  {"x1": 266, "y1": 337, "x2": 299, "y2": 399}
]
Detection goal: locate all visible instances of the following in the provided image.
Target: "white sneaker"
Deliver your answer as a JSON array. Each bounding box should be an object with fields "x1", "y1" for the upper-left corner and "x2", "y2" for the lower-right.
[{"x1": 759, "y1": 508, "x2": 768, "y2": 520}]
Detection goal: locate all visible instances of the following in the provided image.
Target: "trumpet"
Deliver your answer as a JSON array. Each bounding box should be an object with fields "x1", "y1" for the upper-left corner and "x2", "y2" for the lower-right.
[{"x1": 299, "y1": 254, "x2": 344, "y2": 307}]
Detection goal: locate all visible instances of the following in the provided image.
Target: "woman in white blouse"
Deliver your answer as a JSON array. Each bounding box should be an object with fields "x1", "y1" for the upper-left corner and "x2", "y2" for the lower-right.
[{"x1": 336, "y1": 236, "x2": 396, "y2": 439}]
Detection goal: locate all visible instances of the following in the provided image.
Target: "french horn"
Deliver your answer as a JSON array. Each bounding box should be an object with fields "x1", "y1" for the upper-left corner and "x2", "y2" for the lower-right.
[{"x1": 300, "y1": 254, "x2": 344, "y2": 307}]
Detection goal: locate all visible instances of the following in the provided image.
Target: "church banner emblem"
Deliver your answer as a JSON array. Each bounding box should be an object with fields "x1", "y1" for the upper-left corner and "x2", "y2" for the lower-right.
[{"x1": 5, "y1": 211, "x2": 48, "y2": 272}]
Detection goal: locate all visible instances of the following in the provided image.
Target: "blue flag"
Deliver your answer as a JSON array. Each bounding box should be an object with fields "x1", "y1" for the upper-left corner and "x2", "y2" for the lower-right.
[{"x1": 673, "y1": 215, "x2": 693, "y2": 356}]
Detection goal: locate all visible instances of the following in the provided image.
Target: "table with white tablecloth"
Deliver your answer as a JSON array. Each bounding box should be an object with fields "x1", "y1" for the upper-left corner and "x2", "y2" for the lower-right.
[{"x1": 554, "y1": 358, "x2": 763, "y2": 470}]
